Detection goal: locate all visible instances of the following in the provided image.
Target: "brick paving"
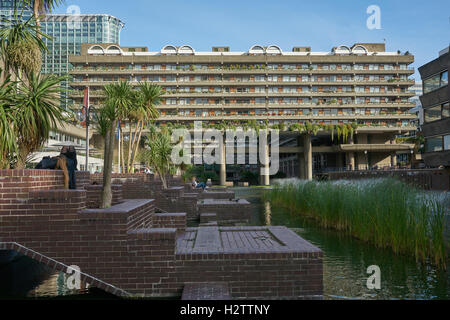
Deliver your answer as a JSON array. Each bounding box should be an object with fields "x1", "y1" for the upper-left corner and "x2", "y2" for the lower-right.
[{"x1": 176, "y1": 226, "x2": 320, "y2": 254}]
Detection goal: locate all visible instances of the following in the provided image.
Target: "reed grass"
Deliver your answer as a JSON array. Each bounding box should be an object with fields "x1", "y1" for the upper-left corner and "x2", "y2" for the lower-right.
[{"x1": 264, "y1": 178, "x2": 447, "y2": 269}]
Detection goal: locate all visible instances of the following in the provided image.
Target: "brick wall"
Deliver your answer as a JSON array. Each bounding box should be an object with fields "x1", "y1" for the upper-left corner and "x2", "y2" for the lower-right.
[
  {"x1": 0, "y1": 170, "x2": 173, "y2": 296},
  {"x1": 126, "y1": 228, "x2": 177, "y2": 296},
  {"x1": 171, "y1": 252, "x2": 323, "y2": 299},
  {"x1": 0, "y1": 169, "x2": 89, "y2": 215},
  {"x1": 90, "y1": 173, "x2": 181, "y2": 200},
  {"x1": 198, "y1": 190, "x2": 235, "y2": 200},
  {"x1": 153, "y1": 213, "x2": 187, "y2": 232},
  {"x1": 90, "y1": 173, "x2": 152, "y2": 199},
  {"x1": 76, "y1": 171, "x2": 91, "y2": 190},
  {"x1": 1, "y1": 170, "x2": 323, "y2": 299},
  {"x1": 169, "y1": 226, "x2": 324, "y2": 299},
  {"x1": 85, "y1": 185, "x2": 123, "y2": 209},
  {"x1": 152, "y1": 188, "x2": 199, "y2": 220},
  {"x1": 198, "y1": 199, "x2": 252, "y2": 223}
]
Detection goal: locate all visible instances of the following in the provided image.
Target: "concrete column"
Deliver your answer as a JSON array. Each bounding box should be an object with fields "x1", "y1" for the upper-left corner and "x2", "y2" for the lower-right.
[
  {"x1": 298, "y1": 155, "x2": 305, "y2": 179},
  {"x1": 297, "y1": 135, "x2": 305, "y2": 179},
  {"x1": 391, "y1": 153, "x2": 397, "y2": 168},
  {"x1": 260, "y1": 137, "x2": 270, "y2": 186},
  {"x1": 304, "y1": 134, "x2": 313, "y2": 181},
  {"x1": 348, "y1": 135, "x2": 355, "y2": 171},
  {"x1": 220, "y1": 134, "x2": 226, "y2": 186},
  {"x1": 348, "y1": 153, "x2": 355, "y2": 171},
  {"x1": 357, "y1": 152, "x2": 369, "y2": 171},
  {"x1": 336, "y1": 153, "x2": 343, "y2": 170}
]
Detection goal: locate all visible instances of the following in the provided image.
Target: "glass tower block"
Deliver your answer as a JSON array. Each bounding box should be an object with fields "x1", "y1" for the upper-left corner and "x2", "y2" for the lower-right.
[{"x1": 0, "y1": 1, "x2": 124, "y2": 110}]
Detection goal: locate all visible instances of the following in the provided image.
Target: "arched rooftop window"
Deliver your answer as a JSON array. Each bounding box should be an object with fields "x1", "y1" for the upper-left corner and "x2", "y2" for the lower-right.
[
  {"x1": 105, "y1": 45, "x2": 123, "y2": 55},
  {"x1": 352, "y1": 45, "x2": 368, "y2": 55},
  {"x1": 249, "y1": 45, "x2": 265, "y2": 55},
  {"x1": 266, "y1": 45, "x2": 282, "y2": 55},
  {"x1": 161, "y1": 45, "x2": 177, "y2": 55},
  {"x1": 178, "y1": 45, "x2": 195, "y2": 55},
  {"x1": 334, "y1": 45, "x2": 351, "y2": 55},
  {"x1": 88, "y1": 45, "x2": 105, "y2": 55}
]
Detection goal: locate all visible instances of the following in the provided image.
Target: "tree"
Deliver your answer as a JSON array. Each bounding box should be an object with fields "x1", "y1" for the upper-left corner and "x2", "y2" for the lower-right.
[
  {"x1": 14, "y1": 72, "x2": 67, "y2": 168},
  {"x1": 100, "y1": 82, "x2": 133, "y2": 208},
  {"x1": 25, "y1": 0, "x2": 65, "y2": 33},
  {"x1": 0, "y1": 3, "x2": 68, "y2": 169},
  {"x1": 0, "y1": 71, "x2": 66, "y2": 169},
  {"x1": 0, "y1": 5, "x2": 49, "y2": 79},
  {"x1": 140, "y1": 125, "x2": 176, "y2": 189},
  {"x1": 119, "y1": 83, "x2": 162, "y2": 173},
  {"x1": 0, "y1": 74, "x2": 17, "y2": 168},
  {"x1": 127, "y1": 83, "x2": 162, "y2": 172}
]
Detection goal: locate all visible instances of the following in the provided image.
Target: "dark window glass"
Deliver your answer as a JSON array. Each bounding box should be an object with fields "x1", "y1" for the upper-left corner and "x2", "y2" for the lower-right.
[
  {"x1": 423, "y1": 74, "x2": 440, "y2": 93},
  {"x1": 444, "y1": 135, "x2": 450, "y2": 151},
  {"x1": 425, "y1": 136, "x2": 443, "y2": 152},
  {"x1": 441, "y1": 71, "x2": 448, "y2": 87},
  {"x1": 443, "y1": 103, "x2": 450, "y2": 118},
  {"x1": 424, "y1": 105, "x2": 442, "y2": 123}
]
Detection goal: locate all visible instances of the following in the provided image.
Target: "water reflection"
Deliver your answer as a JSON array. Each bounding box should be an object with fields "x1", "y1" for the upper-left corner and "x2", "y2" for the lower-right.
[
  {"x1": 0, "y1": 252, "x2": 91, "y2": 299},
  {"x1": 234, "y1": 187, "x2": 449, "y2": 300},
  {"x1": 264, "y1": 201, "x2": 272, "y2": 226}
]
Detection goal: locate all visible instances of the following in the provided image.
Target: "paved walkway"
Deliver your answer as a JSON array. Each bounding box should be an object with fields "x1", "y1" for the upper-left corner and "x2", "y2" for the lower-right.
[{"x1": 176, "y1": 226, "x2": 320, "y2": 255}]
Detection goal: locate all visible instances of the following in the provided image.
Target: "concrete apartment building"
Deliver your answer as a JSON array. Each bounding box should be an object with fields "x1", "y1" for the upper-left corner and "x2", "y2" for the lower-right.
[
  {"x1": 69, "y1": 42, "x2": 417, "y2": 180},
  {"x1": 419, "y1": 47, "x2": 449, "y2": 168}
]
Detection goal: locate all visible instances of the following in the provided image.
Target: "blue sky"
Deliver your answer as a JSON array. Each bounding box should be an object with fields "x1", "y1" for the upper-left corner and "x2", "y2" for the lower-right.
[{"x1": 55, "y1": 0, "x2": 450, "y2": 80}]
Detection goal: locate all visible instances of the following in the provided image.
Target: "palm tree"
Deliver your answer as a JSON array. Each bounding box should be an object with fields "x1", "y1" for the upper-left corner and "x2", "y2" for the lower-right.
[
  {"x1": 0, "y1": 74, "x2": 17, "y2": 168},
  {"x1": 13, "y1": 72, "x2": 67, "y2": 168},
  {"x1": 25, "y1": 0, "x2": 65, "y2": 33},
  {"x1": 0, "y1": 5, "x2": 49, "y2": 79},
  {"x1": 100, "y1": 81, "x2": 133, "y2": 208},
  {"x1": 141, "y1": 125, "x2": 176, "y2": 189},
  {"x1": 126, "y1": 83, "x2": 162, "y2": 173}
]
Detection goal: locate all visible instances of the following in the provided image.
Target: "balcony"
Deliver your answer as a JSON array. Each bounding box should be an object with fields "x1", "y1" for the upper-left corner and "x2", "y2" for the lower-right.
[
  {"x1": 156, "y1": 114, "x2": 417, "y2": 122},
  {"x1": 339, "y1": 143, "x2": 415, "y2": 152}
]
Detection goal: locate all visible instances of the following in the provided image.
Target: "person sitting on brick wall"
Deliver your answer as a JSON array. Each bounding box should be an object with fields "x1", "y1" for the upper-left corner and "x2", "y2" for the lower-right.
[
  {"x1": 192, "y1": 177, "x2": 207, "y2": 190},
  {"x1": 60, "y1": 146, "x2": 78, "y2": 189},
  {"x1": 35, "y1": 151, "x2": 70, "y2": 189}
]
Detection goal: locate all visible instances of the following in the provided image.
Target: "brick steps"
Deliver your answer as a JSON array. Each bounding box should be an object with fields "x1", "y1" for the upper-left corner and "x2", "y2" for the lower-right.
[
  {"x1": 200, "y1": 213, "x2": 217, "y2": 223},
  {"x1": 1, "y1": 171, "x2": 324, "y2": 299},
  {"x1": 181, "y1": 282, "x2": 231, "y2": 300},
  {"x1": 199, "y1": 221, "x2": 218, "y2": 227}
]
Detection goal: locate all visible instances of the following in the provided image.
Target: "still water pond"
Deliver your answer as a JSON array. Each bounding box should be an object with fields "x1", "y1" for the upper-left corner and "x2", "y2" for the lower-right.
[
  {"x1": 0, "y1": 187, "x2": 448, "y2": 300},
  {"x1": 236, "y1": 187, "x2": 449, "y2": 300}
]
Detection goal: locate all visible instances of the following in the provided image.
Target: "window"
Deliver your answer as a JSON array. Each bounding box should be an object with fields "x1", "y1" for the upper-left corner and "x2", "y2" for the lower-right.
[
  {"x1": 443, "y1": 103, "x2": 450, "y2": 118},
  {"x1": 441, "y1": 71, "x2": 448, "y2": 87},
  {"x1": 424, "y1": 105, "x2": 442, "y2": 123},
  {"x1": 444, "y1": 135, "x2": 450, "y2": 151},
  {"x1": 424, "y1": 70, "x2": 448, "y2": 93},
  {"x1": 425, "y1": 136, "x2": 443, "y2": 152},
  {"x1": 424, "y1": 74, "x2": 440, "y2": 93}
]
